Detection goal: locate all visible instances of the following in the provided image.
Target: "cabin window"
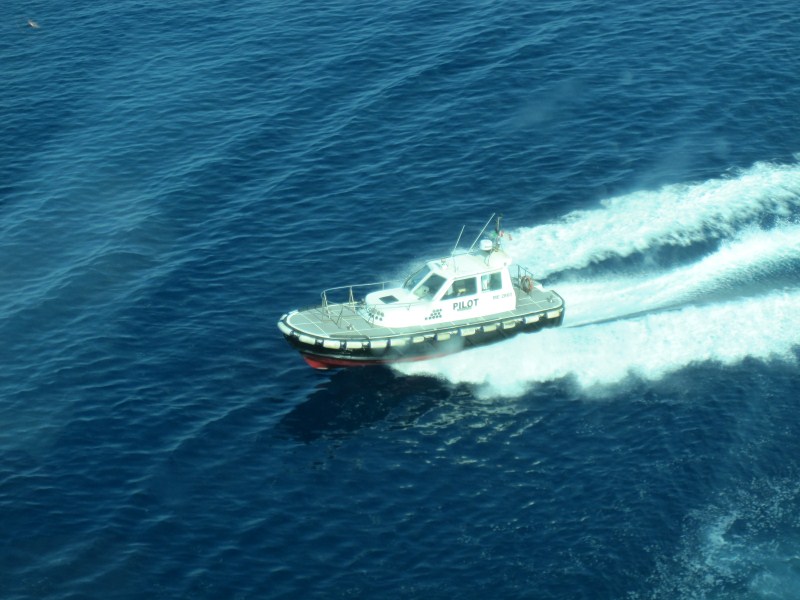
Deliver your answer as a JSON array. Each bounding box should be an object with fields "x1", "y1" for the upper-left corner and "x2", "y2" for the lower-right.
[
  {"x1": 481, "y1": 272, "x2": 503, "y2": 292},
  {"x1": 415, "y1": 273, "x2": 447, "y2": 299},
  {"x1": 442, "y1": 276, "x2": 478, "y2": 300}
]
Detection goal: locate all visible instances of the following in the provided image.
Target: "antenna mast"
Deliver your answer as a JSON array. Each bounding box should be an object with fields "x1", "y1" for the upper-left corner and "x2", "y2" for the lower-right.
[
  {"x1": 451, "y1": 224, "x2": 465, "y2": 256},
  {"x1": 468, "y1": 213, "x2": 496, "y2": 252}
]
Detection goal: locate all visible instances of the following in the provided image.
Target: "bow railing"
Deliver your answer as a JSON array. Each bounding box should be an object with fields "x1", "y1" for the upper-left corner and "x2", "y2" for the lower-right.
[{"x1": 319, "y1": 281, "x2": 401, "y2": 326}]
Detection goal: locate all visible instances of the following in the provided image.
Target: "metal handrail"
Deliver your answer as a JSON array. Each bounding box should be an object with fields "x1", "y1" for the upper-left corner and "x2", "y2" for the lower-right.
[
  {"x1": 512, "y1": 264, "x2": 539, "y2": 290},
  {"x1": 319, "y1": 280, "x2": 402, "y2": 325},
  {"x1": 321, "y1": 280, "x2": 399, "y2": 308}
]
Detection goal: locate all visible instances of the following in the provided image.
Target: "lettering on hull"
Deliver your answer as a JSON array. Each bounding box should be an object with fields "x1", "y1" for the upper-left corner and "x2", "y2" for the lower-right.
[{"x1": 453, "y1": 298, "x2": 478, "y2": 311}]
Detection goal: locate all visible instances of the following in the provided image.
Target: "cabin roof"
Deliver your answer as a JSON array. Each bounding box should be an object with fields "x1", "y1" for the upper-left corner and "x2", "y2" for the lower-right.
[{"x1": 427, "y1": 249, "x2": 512, "y2": 279}]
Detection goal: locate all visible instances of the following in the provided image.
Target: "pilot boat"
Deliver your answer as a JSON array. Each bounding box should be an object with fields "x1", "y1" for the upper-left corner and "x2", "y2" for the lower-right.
[{"x1": 277, "y1": 215, "x2": 564, "y2": 369}]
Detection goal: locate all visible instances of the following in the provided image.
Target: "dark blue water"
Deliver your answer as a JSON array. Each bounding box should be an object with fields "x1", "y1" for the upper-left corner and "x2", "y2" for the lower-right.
[{"x1": 3, "y1": 0, "x2": 800, "y2": 598}]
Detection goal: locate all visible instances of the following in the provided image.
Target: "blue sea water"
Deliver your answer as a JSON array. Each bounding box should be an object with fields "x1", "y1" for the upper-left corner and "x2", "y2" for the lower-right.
[{"x1": 2, "y1": 0, "x2": 800, "y2": 597}]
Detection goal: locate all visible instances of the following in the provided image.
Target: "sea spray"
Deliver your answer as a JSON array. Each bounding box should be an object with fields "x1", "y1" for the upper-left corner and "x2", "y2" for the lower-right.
[
  {"x1": 506, "y1": 161, "x2": 800, "y2": 277},
  {"x1": 396, "y1": 289, "x2": 800, "y2": 396},
  {"x1": 395, "y1": 162, "x2": 800, "y2": 395},
  {"x1": 560, "y1": 223, "x2": 800, "y2": 327}
]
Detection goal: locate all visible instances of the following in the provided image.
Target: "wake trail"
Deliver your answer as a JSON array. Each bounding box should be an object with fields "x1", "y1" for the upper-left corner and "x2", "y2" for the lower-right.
[
  {"x1": 561, "y1": 224, "x2": 800, "y2": 327},
  {"x1": 505, "y1": 160, "x2": 800, "y2": 277},
  {"x1": 395, "y1": 161, "x2": 800, "y2": 396},
  {"x1": 397, "y1": 288, "x2": 800, "y2": 396}
]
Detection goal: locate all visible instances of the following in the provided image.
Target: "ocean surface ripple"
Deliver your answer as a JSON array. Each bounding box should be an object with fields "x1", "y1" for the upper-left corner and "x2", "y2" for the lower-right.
[{"x1": 2, "y1": 0, "x2": 800, "y2": 598}]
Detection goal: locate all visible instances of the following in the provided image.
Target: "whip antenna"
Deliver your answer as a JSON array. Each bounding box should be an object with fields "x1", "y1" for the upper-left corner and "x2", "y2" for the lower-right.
[
  {"x1": 451, "y1": 224, "x2": 465, "y2": 256},
  {"x1": 468, "y1": 213, "x2": 496, "y2": 252}
]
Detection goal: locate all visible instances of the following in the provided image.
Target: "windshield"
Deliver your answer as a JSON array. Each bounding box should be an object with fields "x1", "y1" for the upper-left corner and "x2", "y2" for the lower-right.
[
  {"x1": 403, "y1": 265, "x2": 447, "y2": 299},
  {"x1": 403, "y1": 266, "x2": 431, "y2": 291}
]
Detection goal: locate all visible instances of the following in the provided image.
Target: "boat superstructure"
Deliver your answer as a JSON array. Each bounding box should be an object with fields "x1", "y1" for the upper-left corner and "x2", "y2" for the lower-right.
[{"x1": 278, "y1": 216, "x2": 564, "y2": 369}]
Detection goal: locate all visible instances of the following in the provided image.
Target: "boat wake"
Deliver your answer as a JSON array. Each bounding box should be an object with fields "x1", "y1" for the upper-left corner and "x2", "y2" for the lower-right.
[{"x1": 395, "y1": 160, "x2": 800, "y2": 396}]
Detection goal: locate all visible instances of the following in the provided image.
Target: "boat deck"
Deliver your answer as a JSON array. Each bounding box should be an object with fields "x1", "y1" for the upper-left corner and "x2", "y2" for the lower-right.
[{"x1": 285, "y1": 286, "x2": 563, "y2": 341}]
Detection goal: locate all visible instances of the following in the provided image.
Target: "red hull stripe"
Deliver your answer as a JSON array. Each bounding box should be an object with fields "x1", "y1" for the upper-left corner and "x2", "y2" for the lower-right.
[{"x1": 301, "y1": 350, "x2": 454, "y2": 370}]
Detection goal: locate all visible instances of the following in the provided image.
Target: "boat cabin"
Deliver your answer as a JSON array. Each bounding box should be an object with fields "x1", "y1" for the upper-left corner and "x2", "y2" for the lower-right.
[{"x1": 361, "y1": 246, "x2": 517, "y2": 328}]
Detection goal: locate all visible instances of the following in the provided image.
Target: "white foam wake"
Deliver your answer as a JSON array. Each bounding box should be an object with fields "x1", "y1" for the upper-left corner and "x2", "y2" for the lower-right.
[
  {"x1": 396, "y1": 288, "x2": 800, "y2": 396},
  {"x1": 506, "y1": 160, "x2": 800, "y2": 277},
  {"x1": 395, "y1": 160, "x2": 800, "y2": 396},
  {"x1": 561, "y1": 223, "x2": 800, "y2": 326}
]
